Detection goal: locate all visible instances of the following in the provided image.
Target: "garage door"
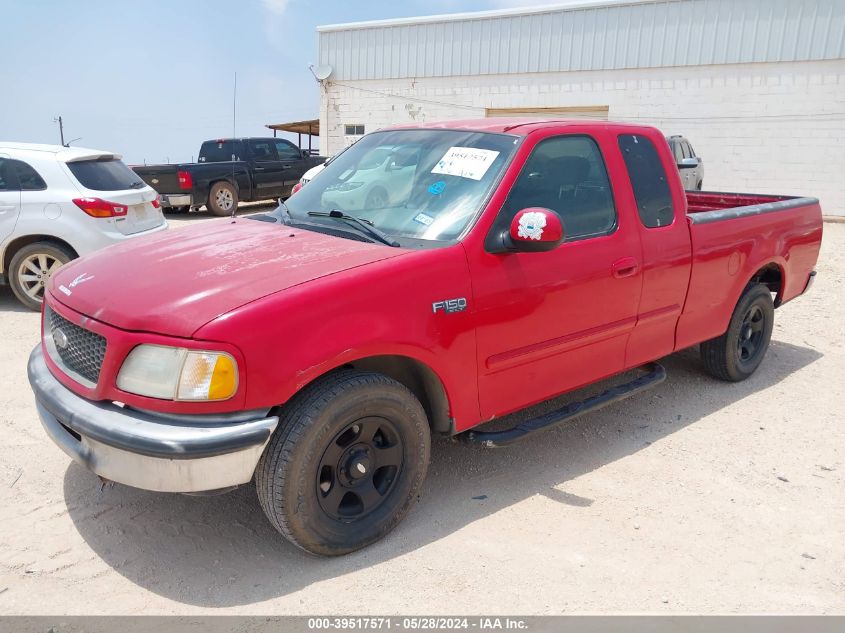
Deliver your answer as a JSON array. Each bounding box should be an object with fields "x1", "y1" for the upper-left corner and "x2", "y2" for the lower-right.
[{"x1": 486, "y1": 106, "x2": 609, "y2": 120}]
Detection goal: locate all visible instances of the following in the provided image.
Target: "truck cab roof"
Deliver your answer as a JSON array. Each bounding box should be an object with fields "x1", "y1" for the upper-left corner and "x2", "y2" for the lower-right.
[{"x1": 387, "y1": 117, "x2": 651, "y2": 136}]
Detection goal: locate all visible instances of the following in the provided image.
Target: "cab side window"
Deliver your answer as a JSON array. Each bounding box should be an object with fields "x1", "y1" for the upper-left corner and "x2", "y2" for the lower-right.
[
  {"x1": 672, "y1": 141, "x2": 684, "y2": 163},
  {"x1": 493, "y1": 135, "x2": 617, "y2": 243},
  {"x1": 275, "y1": 140, "x2": 301, "y2": 160},
  {"x1": 618, "y1": 134, "x2": 674, "y2": 228},
  {"x1": 248, "y1": 140, "x2": 277, "y2": 162},
  {"x1": 12, "y1": 160, "x2": 47, "y2": 190}
]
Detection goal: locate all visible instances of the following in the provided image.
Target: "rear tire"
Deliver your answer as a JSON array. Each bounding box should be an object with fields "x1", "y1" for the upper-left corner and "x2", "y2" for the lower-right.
[
  {"x1": 256, "y1": 370, "x2": 430, "y2": 556},
  {"x1": 700, "y1": 283, "x2": 774, "y2": 381},
  {"x1": 9, "y1": 241, "x2": 76, "y2": 311},
  {"x1": 207, "y1": 181, "x2": 238, "y2": 216}
]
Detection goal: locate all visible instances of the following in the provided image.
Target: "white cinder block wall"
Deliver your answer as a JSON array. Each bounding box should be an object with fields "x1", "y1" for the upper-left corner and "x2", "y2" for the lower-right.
[{"x1": 320, "y1": 59, "x2": 845, "y2": 214}]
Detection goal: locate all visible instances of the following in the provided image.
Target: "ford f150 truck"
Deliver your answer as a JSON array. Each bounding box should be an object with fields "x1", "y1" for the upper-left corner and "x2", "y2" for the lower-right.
[
  {"x1": 132, "y1": 137, "x2": 325, "y2": 216},
  {"x1": 28, "y1": 119, "x2": 822, "y2": 556}
]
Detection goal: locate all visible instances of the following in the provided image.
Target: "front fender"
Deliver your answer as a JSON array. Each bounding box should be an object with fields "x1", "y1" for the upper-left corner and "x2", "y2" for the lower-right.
[{"x1": 195, "y1": 243, "x2": 482, "y2": 430}]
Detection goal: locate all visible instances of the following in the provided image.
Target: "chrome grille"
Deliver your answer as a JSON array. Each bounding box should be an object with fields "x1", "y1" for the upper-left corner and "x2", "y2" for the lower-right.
[{"x1": 45, "y1": 305, "x2": 107, "y2": 385}]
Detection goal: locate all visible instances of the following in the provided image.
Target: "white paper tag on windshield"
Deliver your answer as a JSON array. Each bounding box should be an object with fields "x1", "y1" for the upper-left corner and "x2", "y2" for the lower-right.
[{"x1": 431, "y1": 147, "x2": 500, "y2": 181}]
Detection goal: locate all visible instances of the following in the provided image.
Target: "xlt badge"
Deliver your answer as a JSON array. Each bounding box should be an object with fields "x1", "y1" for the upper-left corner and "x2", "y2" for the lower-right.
[{"x1": 432, "y1": 298, "x2": 467, "y2": 314}]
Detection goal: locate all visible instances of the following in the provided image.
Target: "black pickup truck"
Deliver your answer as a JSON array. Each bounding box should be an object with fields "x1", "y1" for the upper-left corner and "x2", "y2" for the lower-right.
[{"x1": 132, "y1": 137, "x2": 325, "y2": 216}]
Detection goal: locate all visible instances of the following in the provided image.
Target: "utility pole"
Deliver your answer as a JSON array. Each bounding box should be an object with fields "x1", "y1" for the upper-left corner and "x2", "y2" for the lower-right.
[{"x1": 54, "y1": 116, "x2": 66, "y2": 147}]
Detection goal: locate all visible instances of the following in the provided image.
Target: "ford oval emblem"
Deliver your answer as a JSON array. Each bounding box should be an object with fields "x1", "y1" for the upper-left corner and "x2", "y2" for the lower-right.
[
  {"x1": 151, "y1": 178, "x2": 159, "y2": 184},
  {"x1": 53, "y1": 328, "x2": 68, "y2": 349}
]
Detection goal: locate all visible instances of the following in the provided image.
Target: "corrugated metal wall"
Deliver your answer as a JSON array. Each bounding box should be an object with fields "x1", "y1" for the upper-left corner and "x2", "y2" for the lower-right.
[{"x1": 318, "y1": 0, "x2": 845, "y2": 81}]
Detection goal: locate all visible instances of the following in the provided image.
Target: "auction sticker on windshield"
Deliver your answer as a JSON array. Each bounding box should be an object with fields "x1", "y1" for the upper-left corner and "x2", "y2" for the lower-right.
[{"x1": 432, "y1": 147, "x2": 500, "y2": 180}]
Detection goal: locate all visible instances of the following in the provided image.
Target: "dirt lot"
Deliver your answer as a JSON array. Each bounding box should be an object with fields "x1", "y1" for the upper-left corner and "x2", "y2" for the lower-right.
[{"x1": 1, "y1": 211, "x2": 843, "y2": 615}]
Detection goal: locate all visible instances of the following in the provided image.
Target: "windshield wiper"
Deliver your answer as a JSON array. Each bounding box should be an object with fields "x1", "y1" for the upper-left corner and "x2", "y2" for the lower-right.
[
  {"x1": 307, "y1": 210, "x2": 400, "y2": 247},
  {"x1": 128, "y1": 181, "x2": 145, "y2": 189}
]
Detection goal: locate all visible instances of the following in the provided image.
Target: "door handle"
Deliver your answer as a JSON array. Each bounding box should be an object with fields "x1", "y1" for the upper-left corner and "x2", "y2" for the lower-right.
[
  {"x1": 254, "y1": 166, "x2": 266, "y2": 171},
  {"x1": 612, "y1": 257, "x2": 640, "y2": 279}
]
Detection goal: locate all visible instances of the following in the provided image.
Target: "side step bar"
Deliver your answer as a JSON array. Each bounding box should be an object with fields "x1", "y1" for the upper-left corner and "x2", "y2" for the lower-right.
[{"x1": 459, "y1": 362, "x2": 667, "y2": 448}]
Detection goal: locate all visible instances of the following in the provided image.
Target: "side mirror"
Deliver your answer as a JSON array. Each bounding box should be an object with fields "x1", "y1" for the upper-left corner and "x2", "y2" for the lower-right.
[
  {"x1": 301, "y1": 149, "x2": 310, "y2": 159},
  {"x1": 678, "y1": 157, "x2": 699, "y2": 169},
  {"x1": 500, "y1": 208, "x2": 564, "y2": 253}
]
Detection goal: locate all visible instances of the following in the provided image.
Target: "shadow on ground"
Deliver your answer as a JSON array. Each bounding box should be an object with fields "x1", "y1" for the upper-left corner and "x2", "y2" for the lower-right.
[
  {"x1": 63, "y1": 340, "x2": 821, "y2": 607},
  {"x1": 0, "y1": 287, "x2": 35, "y2": 313}
]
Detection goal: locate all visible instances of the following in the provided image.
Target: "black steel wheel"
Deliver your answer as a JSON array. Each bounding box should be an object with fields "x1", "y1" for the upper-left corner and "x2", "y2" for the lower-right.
[
  {"x1": 256, "y1": 370, "x2": 430, "y2": 556},
  {"x1": 316, "y1": 417, "x2": 404, "y2": 520},
  {"x1": 737, "y1": 304, "x2": 766, "y2": 365},
  {"x1": 701, "y1": 283, "x2": 774, "y2": 381}
]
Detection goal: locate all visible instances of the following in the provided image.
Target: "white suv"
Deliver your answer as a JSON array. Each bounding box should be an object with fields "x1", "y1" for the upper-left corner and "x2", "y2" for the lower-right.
[{"x1": 0, "y1": 143, "x2": 167, "y2": 310}]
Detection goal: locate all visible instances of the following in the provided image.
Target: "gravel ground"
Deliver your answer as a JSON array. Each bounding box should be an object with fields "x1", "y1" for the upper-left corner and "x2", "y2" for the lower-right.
[{"x1": 0, "y1": 211, "x2": 842, "y2": 615}]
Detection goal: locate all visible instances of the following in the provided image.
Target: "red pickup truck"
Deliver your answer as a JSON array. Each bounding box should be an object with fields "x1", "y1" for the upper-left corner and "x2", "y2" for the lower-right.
[{"x1": 28, "y1": 119, "x2": 822, "y2": 556}]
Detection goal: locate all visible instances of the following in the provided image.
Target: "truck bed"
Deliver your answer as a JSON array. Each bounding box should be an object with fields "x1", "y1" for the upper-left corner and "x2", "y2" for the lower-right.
[
  {"x1": 686, "y1": 190, "x2": 818, "y2": 221},
  {"x1": 676, "y1": 189, "x2": 822, "y2": 350}
]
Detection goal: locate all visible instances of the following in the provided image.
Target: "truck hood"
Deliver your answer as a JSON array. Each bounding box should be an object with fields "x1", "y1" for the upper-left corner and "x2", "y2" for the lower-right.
[{"x1": 49, "y1": 218, "x2": 408, "y2": 337}]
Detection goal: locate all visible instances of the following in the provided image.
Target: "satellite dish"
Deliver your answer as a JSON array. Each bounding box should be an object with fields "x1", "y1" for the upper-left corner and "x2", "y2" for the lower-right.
[{"x1": 313, "y1": 64, "x2": 334, "y2": 81}]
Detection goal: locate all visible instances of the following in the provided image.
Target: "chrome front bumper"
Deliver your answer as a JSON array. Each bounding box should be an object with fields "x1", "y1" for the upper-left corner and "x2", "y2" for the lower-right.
[{"x1": 28, "y1": 346, "x2": 278, "y2": 493}]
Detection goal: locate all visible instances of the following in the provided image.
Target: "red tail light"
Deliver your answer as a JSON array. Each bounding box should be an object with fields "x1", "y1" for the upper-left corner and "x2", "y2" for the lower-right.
[
  {"x1": 151, "y1": 197, "x2": 161, "y2": 209},
  {"x1": 72, "y1": 197, "x2": 128, "y2": 218},
  {"x1": 177, "y1": 170, "x2": 193, "y2": 189},
  {"x1": 291, "y1": 182, "x2": 303, "y2": 195}
]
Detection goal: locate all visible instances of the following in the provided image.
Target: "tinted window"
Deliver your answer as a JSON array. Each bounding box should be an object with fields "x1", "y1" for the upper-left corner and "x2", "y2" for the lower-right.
[
  {"x1": 0, "y1": 158, "x2": 14, "y2": 191},
  {"x1": 199, "y1": 140, "x2": 238, "y2": 162},
  {"x1": 248, "y1": 139, "x2": 276, "y2": 161},
  {"x1": 618, "y1": 134, "x2": 674, "y2": 228},
  {"x1": 12, "y1": 160, "x2": 47, "y2": 190},
  {"x1": 681, "y1": 141, "x2": 692, "y2": 159},
  {"x1": 671, "y1": 140, "x2": 684, "y2": 162},
  {"x1": 494, "y1": 135, "x2": 616, "y2": 241},
  {"x1": 67, "y1": 158, "x2": 143, "y2": 192},
  {"x1": 275, "y1": 140, "x2": 301, "y2": 160},
  {"x1": 685, "y1": 141, "x2": 696, "y2": 158}
]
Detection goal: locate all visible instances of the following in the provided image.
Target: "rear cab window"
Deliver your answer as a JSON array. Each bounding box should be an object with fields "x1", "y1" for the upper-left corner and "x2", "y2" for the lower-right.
[
  {"x1": 67, "y1": 158, "x2": 144, "y2": 192},
  {"x1": 199, "y1": 140, "x2": 238, "y2": 162},
  {"x1": 618, "y1": 134, "x2": 675, "y2": 228}
]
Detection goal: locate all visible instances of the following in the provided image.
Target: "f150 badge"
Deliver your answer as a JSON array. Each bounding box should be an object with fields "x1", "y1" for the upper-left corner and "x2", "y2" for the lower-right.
[{"x1": 432, "y1": 298, "x2": 467, "y2": 314}]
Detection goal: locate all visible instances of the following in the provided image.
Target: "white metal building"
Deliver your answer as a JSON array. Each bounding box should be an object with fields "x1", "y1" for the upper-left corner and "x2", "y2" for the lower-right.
[{"x1": 316, "y1": 0, "x2": 845, "y2": 214}]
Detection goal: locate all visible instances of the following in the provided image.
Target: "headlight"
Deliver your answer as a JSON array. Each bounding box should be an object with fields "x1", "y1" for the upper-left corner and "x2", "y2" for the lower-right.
[{"x1": 116, "y1": 344, "x2": 238, "y2": 401}]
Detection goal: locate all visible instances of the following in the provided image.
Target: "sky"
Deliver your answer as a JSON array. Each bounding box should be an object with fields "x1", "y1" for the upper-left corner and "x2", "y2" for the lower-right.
[{"x1": 0, "y1": 0, "x2": 569, "y2": 165}]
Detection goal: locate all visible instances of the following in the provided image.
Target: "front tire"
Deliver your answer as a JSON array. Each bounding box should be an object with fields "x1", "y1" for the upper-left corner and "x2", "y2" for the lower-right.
[
  {"x1": 700, "y1": 283, "x2": 774, "y2": 381},
  {"x1": 256, "y1": 370, "x2": 431, "y2": 556},
  {"x1": 207, "y1": 181, "x2": 238, "y2": 216},
  {"x1": 9, "y1": 242, "x2": 75, "y2": 311}
]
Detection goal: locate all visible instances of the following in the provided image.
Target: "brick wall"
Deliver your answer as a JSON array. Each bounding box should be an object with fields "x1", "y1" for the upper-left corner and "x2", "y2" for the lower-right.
[{"x1": 320, "y1": 59, "x2": 845, "y2": 215}]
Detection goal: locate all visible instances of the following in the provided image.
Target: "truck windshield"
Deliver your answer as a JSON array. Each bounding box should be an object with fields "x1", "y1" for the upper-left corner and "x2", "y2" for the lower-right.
[{"x1": 285, "y1": 129, "x2": 519, "y2": 243}]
